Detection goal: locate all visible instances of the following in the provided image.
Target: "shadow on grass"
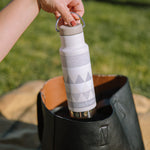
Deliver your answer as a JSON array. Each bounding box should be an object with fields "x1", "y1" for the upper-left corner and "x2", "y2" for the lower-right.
[{"x1": 89, "y1": 0, "x2": 150, "y2": 8}]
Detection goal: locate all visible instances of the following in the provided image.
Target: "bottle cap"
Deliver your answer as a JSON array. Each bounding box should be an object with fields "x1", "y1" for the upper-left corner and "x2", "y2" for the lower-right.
[{"x1": 59, "y1": 24, "x2": 83, "y2": 36}]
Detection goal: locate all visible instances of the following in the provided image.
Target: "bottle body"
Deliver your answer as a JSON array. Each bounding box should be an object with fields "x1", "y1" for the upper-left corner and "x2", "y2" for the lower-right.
[{"x1": 59, "y1": 32, "x2": 96, "y2": 118}]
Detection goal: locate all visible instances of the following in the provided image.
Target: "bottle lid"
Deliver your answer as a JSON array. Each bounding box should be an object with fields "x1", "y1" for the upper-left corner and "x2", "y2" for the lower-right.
[{"x1": 59, "y1": 24, "x2": 83, "y2": 36}]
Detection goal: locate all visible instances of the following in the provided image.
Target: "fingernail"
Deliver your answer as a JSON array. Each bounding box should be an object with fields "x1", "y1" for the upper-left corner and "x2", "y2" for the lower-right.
[{"x1": 70, "y1": 21, "x2": 76, "y2": 26}]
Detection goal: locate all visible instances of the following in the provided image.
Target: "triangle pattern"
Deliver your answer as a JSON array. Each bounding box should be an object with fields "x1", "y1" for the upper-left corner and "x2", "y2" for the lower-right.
[
  {"x1": 67, "y1": 75, "x2": 74, "y2": 84},
  {"x1": 75, "y1": 75, "x2": 84, "y2": 84},
  {"x1": 83, "y1": 91, "x2": 90, "y2": 99},
  {"x1": 72, "y1": 93, "x2": 81, "y2": 101},
  {"x1": 86, "y1": 72, "x2": 91, "y2": 81}
]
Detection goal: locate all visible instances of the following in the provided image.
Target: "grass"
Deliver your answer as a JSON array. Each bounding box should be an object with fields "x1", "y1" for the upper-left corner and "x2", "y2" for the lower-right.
[
  {"x1": 95, "y1": 0, "x2": 150, "y2": 3},
  {"x1": 105, "y1": 0, "x2": 150, "y2": 3},
  {"x1": 0, "y1": 0, "x2": 150, "y2": 98}
]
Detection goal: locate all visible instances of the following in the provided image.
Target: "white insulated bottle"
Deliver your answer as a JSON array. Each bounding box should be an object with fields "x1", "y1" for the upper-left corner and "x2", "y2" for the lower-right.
[{"x1": 59, "y1": 24, "x2": 96, "y2": 118}]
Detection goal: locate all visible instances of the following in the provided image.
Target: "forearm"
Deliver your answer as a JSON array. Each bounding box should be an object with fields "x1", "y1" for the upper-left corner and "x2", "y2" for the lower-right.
[{"x1": 0, "y1": 0, "x2": 40, "y2": 62}]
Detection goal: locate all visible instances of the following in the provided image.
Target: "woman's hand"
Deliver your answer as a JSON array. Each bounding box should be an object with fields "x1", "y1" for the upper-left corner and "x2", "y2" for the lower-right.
[{"x1": 39, "y1": 0, "x2": 84, "y2": 26}]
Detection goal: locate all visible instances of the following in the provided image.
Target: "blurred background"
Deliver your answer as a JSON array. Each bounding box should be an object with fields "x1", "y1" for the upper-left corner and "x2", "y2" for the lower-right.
[{"x1": 0, "y1": 0, "x2": 150, "y2": 98}]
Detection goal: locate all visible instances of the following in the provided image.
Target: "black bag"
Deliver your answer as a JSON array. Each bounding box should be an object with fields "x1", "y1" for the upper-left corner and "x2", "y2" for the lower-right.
[{"x1": 37, "y1": 75, "x2": 145, "y2": 150}]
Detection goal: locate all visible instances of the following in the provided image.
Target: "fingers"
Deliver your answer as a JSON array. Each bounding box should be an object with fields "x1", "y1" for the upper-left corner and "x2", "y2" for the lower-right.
[
  {"x1": 54, "y1": 11, "x2": 61, "y2": 19},
  {"x1": 68, "y1": 0, "x2": 84, "y2": 18},
  {"x1": 56, "y1": 4, "x2": 76, "y2": 26},
  {"x1": 54, "y1": 11, "x2": 62, "y2": 26},
  {"x1": 54, "y1": 0, "x2": 84, "y2": 26}
]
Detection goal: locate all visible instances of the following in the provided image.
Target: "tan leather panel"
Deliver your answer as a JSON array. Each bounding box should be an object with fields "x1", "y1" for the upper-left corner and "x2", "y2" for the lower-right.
[{"x1": 41, "y1": 76, "x2": 67, "y2": 110}]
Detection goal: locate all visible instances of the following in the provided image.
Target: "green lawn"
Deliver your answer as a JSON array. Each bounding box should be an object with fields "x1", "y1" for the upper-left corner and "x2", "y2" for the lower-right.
[
  {"x1": 0, "y1": 0, "x2": 150, "y2": 98},
  {"x1": 104, "y1": 0, "x2": 150, "y2": 3}
]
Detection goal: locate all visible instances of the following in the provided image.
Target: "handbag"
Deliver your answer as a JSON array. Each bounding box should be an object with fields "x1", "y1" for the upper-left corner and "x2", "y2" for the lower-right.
[{"x1": 37, "y1": 75, "x2": 144, "y2": 150}]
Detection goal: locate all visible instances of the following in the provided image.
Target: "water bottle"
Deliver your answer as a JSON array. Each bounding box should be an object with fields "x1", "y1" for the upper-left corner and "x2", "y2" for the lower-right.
[{"x1": 56, "y1": 13, "x2": 96, "y2": 119}]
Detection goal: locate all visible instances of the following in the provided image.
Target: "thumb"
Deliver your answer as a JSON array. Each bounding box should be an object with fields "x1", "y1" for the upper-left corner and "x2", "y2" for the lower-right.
[{"x1": 57, "y1": 5, "x2": 76, "y2": 26}]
